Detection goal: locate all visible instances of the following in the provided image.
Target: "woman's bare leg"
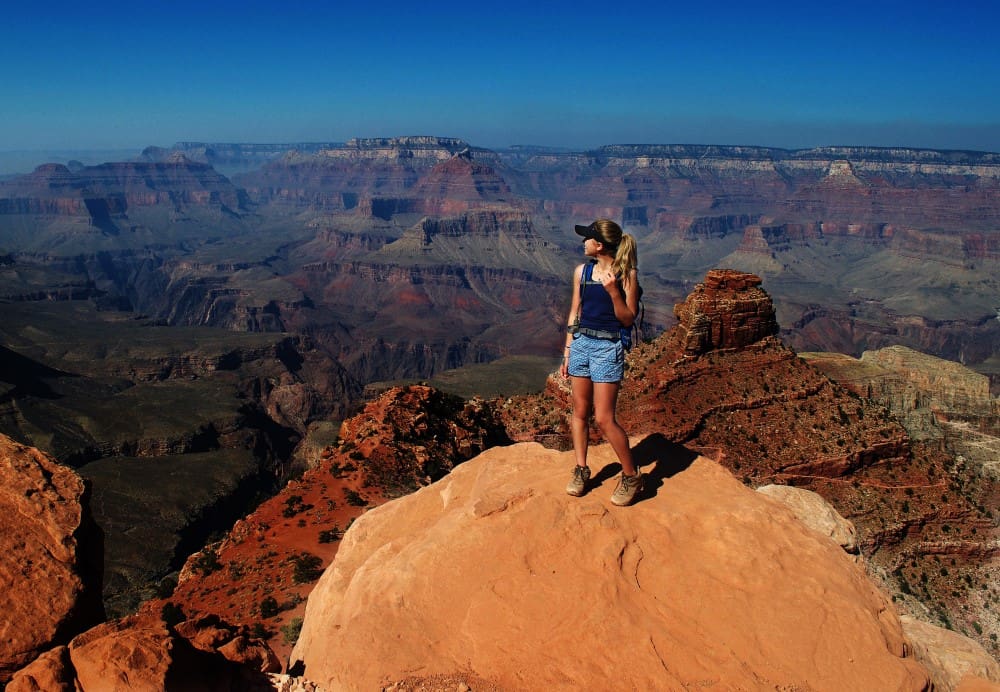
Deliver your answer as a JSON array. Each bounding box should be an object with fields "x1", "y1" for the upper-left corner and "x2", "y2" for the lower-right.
[
  {"x1": 592, "y1": 381, "x2": 636, "y2": 475},
  {"x1": 570, "y1": 375, "x2": 593, "y2": 467}
]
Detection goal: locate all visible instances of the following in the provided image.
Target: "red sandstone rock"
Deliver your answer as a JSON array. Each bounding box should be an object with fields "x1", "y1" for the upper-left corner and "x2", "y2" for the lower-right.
[
  {"x1": 956, "y1": 675, "x2": 1000, "y2": 691},
  {"x1": 161, "y1": 384, "x2": 509, "y2": 668},
  {"x1": 67, "y1": 616, "x2": 176, "y2": 691},
  {"x1": 670, "y1": 268, "x2": 779, "y2": 356},
  {"x1": 0, "y1": 434, "x2": 103, "y2": 684},
  {"x1": 412, "y1": 151, "x2": 512, "y2": 201},
  {"x1": 5, "y1": 646, "x2": 75, "y2": 692},
  {"x1": 291, "y1": 439, "x2": 930, "y2": 690},
  {"x1": 174, "y1": 616, "x2": 281, "y2": 673},
  {"x1": 12, "y1": 612, "x2": 281, "y2": 691},
  {"x1": 0, "y1": 159, "x2": 244, "y2": 215}
]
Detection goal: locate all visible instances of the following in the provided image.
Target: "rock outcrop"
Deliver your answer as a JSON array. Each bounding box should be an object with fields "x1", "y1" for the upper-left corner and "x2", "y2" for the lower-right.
[
  {"x1": 156, "y1": 384, "x2": 510, "y2": 666},
  {"x1": 0, "y1": 159, "x2": 247, "y2": 220},
  {"x1": 291, "y1": 439, "x2": 929, "y2": 690},
  {"x1": 669, "y1": 269, "x2": 779, "y2": 356},
  {"x1": 237, "y1": 136, "x2": 475, "y2": 207},
  {"x1": 901, "y1": 615, "x2": 1000, "y2": 691},
  {"x1": 0, "y1": 434, "x2": 104, "y2": 684},
  {"x1": 7, "y1": 612, "x2": 284, "y2": 692},
  {"x1": 803, "y1": 346, "x2": 1000, "y2": 478},
  {"x1": 505, "y1": 269, "x2": 999, "y2": 657},
  {"x1": 757, "y1": 483, "x2": 859, "y2": 553}
]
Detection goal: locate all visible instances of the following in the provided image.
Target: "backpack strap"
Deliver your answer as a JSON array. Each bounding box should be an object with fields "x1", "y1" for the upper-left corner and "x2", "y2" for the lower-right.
[{"x1": 576, "y1": 262, "x2": 592, "y2": 326}]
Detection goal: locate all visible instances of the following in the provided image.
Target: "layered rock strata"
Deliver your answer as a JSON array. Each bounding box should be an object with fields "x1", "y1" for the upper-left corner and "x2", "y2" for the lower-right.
[
  {"x1": 0, "y1": 159, "x2": 246, "y2": 218},
  {"x1": 670, "y1": 269, "x2": 779, "y2": 355},
  {"x1": 803, "y1": 346, "x2": 1000, "y2": 479}
]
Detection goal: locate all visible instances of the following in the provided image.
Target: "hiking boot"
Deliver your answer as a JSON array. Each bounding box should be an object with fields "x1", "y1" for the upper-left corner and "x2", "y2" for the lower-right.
[
  {"x1": 611, "y1": 471, "x2": 643, "y2": 506},
  {"x1": 566, "y1": 465, "x2": 591, "y2": 497}
]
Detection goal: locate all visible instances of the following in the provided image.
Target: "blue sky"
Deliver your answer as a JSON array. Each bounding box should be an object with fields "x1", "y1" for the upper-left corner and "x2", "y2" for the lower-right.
[{"x1": 2, "y1": 0, "x2": 999, "y2": 154}]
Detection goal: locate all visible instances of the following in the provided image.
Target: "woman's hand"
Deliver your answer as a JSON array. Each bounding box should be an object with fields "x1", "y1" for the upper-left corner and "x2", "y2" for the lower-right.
[
  {"x1": 604, "y1": 268, "x2": 638, "y2": 327},
  {"x1": 598, "y1": 269, "x2": 618, "y2": 295},
  {"x1": 560, "y1": 357, "x2": 569, "y2": 379}
]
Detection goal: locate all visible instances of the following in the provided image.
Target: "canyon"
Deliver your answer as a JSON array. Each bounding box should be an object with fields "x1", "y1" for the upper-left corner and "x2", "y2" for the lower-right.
[
  {"x1": 2, "y1": 137, "x2": 998, "y2": 384},
  {"x1": 3, "y1": 270, "x2": 998, "y2": 689},
  {"x1": 0, "y1": 136, "x2": 998, "y2": 688}
]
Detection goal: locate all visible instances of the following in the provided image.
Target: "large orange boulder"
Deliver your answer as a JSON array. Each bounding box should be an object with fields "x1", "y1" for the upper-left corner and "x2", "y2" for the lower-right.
[
  {"x1": 0, "y1": 433, "x2": 103, "y2": 683},
  {"x1": 291, "y1": 437, "x2": 931, "y2": 690}
]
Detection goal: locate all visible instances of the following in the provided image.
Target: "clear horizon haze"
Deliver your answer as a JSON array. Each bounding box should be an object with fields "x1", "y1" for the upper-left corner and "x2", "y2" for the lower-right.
[{"x1": 3, "y1": 0, "x2": 999, "y2": 165}]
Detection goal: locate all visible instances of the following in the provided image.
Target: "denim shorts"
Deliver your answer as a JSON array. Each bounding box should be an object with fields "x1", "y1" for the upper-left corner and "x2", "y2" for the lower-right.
[{"x1": 567, "y1": 333, "x2": 624, "y2": 383}]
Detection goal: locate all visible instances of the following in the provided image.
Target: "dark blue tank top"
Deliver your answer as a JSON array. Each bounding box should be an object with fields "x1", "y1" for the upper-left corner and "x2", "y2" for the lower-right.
[{"x1": 579, "y1": 262, "x2": 623, "y2": 332}]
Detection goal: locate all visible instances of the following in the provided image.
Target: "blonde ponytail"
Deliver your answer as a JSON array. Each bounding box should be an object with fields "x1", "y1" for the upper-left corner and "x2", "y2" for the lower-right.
[{"x1": 612, "y1": 233, "x2": 637, "y2": 287}]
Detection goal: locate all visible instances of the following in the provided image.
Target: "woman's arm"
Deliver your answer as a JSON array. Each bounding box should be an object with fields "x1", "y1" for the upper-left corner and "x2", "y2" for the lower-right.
[{"x1": 560, "y1": 264, "x2": 584, "y2": 377}]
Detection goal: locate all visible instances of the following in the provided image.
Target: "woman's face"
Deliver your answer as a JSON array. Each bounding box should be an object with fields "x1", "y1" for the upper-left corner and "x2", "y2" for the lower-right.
[{"x1": 583, "y1": 236, "x2": 602, "y2": 257}]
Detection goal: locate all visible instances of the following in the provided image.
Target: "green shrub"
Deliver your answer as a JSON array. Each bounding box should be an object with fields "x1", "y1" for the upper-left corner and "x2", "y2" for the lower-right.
[
  {"x1": 283, "y1": 494, "x2": 312, "y2": 518},
  {"x1": 260, "y1": 595, "x2": 280, "y2": 618},
  {"x1": 281, "y1": 617, "x2": 304, "y2": 645},
  {"x1": 318, "y1": 527, "x2": 341, "y2": 543},
  {"x1": 292, "y1": 552, "x2": 324, "y2": 584},
  {"x1": 192, "y1": 548, "x2": 223, "y2": 576},
  {"x1": 344, "y1": 488, "x2": 367, "y2": 507}
]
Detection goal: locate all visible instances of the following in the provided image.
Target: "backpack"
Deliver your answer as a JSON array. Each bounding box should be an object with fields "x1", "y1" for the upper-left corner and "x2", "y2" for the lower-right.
[{"x1": 578, "y1": 262, "x2": 645, "y2": 351}]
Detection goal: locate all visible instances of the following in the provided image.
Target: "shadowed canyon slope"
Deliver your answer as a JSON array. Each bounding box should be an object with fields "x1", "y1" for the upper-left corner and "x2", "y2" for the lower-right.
[{"x1": 0, "y1": 301, "x2": 357, "y2": 617}]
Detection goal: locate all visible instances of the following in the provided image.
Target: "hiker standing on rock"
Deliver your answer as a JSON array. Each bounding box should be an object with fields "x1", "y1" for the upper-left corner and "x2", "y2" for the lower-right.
[{"x1": 560, "y1": 219, "x2": 643, "y2": 506}]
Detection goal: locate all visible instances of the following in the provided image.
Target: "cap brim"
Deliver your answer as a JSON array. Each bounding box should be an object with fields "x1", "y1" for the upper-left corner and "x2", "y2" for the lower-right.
[{"x1": 574, "y1": 224, "x2": 593, "y2": 237}]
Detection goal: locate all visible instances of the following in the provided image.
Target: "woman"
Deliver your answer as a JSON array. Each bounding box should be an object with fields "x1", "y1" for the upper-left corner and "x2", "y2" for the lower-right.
[{"x1": 559, "y1": 219, "x2": 642, "y2": 506}]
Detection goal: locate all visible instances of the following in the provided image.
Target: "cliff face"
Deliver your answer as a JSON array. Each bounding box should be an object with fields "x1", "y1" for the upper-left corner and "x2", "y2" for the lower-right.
[
  {"x1": 804, "y1": 346, "x2": 1000, "y2": 478},
  {"x1": 141, "y1": 141, "x2": 339, "y2": 175},
  {"x1": 0, "y1": 304, "x2": 359, "y2": 618},
  {"x1": 281, "y1": 208, "x2": 569, "y2": 384},
  {"x1": 237, "y1": 136, "x2": 473, "y2": 206},
  {"x1": 376, "y1": 208, "x2": 560, "y2": 273},
  {"x1": 4, "y1": 282, "x2": 999, "y2": 688},
  {"x1": 3, "y1": 138, "x2": 999, "y2": 380},
  {"x1": 3, "y1": 383, "x2": 504, "y2": 687},
  {"x1": 0, "y1": 159, "x2": 247, "y2": 219},
  {"x1": 410, "y1": 150, "x2": 513, "y2": 201},
  {"x1": 0, "y1": 434, "x2": 104, "y2": 684},
  {"x1": 670, "y1": 269, "x2": 779, "y2": 355}
]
